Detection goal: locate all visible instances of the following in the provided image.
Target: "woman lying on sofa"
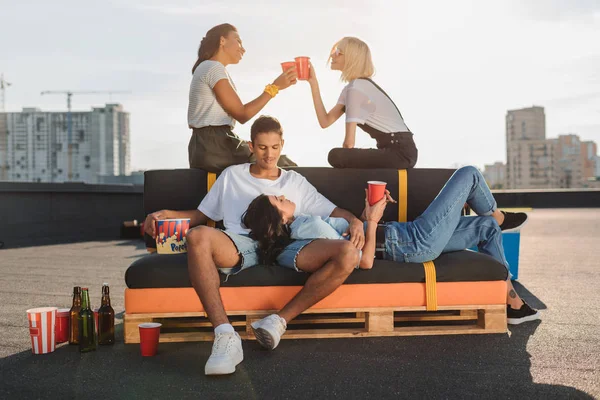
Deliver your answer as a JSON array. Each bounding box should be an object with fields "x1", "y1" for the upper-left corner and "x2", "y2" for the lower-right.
[{"x1": 242, "y1": 165, "x2": 540, "y2": 326}]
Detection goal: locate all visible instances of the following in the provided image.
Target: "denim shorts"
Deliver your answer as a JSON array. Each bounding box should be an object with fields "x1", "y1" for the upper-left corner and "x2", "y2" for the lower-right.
[{"x1": 221, "y1": 230, "x2": 314, "y2": 275}]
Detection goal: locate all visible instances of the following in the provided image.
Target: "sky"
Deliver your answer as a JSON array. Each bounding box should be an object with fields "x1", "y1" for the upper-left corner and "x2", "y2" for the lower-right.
[{"x1": 1, "y1": 0, "x2": 599, "y2": 171}]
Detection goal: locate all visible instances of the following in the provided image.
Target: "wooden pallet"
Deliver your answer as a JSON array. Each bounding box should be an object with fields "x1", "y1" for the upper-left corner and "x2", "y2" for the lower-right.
[{"x1": 124, "y1": 305, "x2": 506, "y2": 343}]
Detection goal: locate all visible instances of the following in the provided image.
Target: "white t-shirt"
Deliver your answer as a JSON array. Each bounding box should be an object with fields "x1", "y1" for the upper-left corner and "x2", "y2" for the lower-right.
[
  {"x1": 337, "y1": 79, "x2": 409, "y2": 133},
  {"x1": 198, "y1": 163, "x2": 337, "y2": 235},
  {"x1": 188, "y1": 60, "x2": 236, "y2": 129}
]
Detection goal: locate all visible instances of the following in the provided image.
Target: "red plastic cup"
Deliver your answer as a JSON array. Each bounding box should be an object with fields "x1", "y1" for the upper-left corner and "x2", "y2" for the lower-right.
[
  {"x1": 294, "y1": 56, "x2": 310, "y2": 80},
  {"x1": 55, "y1": 308, "x2": 70, "y2": 344},
  {"x1": 139, "y1": 322, "x2": 162, "y2": 356},
  {"x1": 93, "y1": 308, "x2": 99, "y2": 334},
  {"x1": 367, "y1": 181, "x2": 387, "y2": 206},
  {"x1": 281, "y1": 61, "x2": 295, "y2": 72}
]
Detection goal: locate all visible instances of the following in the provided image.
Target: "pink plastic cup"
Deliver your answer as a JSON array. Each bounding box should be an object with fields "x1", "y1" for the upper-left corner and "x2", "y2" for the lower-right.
[
  {"x1": 26, "y1": 307, "x2": 57, "y2": 354},
  {"x1": 281, "y1": 61, "x2": 295, "y2": 72},
  {"x1": 55, "y1": 308, "x2": 70, "y2": 344},
  {"x1": 294, "y1": 56, "x2": 310, "y2": 80},
  {"x1": 139, "y1": 322, "x2": 162, "y2": 356},
  {"x1": 367, "y1": 181, "x2": 387, "y2": 206}
]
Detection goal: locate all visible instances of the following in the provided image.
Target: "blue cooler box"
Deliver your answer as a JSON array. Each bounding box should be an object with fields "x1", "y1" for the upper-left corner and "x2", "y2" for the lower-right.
[{"x1": 470, "y1": 232, "x2": 520, "y2": 280}]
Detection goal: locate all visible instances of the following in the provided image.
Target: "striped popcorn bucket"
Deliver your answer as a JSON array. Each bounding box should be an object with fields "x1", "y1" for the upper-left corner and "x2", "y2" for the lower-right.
[
  {"x1": 26, "y1": 307, "x2": 57, "y2": 355},
  {"x1": 155, "y1": 218, "x2": 190, "y2": 254}
]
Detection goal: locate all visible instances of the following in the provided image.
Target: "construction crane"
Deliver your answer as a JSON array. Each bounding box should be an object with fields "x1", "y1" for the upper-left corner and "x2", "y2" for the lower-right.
[
  {"x1": 0, "y1": 73, "x2": 11, "y2": 112},
  {"x1": 40, "y1": 90, "x2": 130, "y2": 180}
]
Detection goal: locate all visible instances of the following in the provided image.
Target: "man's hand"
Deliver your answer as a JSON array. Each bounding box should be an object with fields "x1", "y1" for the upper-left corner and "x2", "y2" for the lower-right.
[
  {"x1": 344, "y1": 218, "x2": 365, "y2": 250},
  {"x1": 144, "y1": 210, "x2": 170, "y2": 239}
]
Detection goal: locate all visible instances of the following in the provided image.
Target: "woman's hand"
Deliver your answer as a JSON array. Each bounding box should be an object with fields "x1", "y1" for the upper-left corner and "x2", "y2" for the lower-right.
[
  {"x1": 384, "y1": 190, "x2": 397, "y2": 204},
  {"x1": 307, "y1": 61, "x2": 318, "y2": 86},
  {"x1": 273, "y1": 67, "x2": 298, "y2": 90},
  {"x1": 363, "y1": 189, "x2": 396, "y2": 223}
]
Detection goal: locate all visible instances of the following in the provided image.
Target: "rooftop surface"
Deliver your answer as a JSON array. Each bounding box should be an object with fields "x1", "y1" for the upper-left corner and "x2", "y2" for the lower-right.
[{"x1": 1, "y1": 209, "x2": 598, "y2": 399}]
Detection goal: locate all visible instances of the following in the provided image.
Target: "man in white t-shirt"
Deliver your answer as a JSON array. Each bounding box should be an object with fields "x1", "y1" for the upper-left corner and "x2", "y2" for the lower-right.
[{"x1": 144, "y1": 116, "x2": 364, "y2": 376}]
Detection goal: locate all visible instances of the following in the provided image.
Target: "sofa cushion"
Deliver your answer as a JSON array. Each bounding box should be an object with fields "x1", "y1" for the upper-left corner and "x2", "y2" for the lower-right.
[{"x1": 125, "y1": 249, "x2": 508, "y2": 289}]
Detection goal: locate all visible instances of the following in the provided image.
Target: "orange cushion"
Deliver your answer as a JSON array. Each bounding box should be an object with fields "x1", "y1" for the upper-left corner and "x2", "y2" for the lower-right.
[{"x1": 125, "y1": 281, "x2": 506, "y2": 314}]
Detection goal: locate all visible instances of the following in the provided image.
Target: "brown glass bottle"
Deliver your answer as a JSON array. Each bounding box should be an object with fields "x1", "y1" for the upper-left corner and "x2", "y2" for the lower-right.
[
  {"x1": 98, "y1": 283, "x2": 115, "y2": 345},
  {"x1": 68, "y1": 286, "x2": 82, "y2": 345},
  {"x1": 78, "y1": 288, "x2": 97, "y2": 352}
]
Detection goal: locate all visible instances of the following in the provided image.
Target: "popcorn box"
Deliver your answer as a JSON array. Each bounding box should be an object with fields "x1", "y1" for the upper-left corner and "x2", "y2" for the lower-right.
[{"x1": 156, "y1": 219, "x2": 190, "y2": 254}]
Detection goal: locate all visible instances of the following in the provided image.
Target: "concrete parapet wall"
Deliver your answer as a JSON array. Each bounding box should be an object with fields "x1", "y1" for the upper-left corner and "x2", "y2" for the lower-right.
[
  {"x1": 492, "y1": 189, "x2": 600, "y2": 208},
  {"x1": 0, "y1": 182, "x2": 143, "y2": 248}
]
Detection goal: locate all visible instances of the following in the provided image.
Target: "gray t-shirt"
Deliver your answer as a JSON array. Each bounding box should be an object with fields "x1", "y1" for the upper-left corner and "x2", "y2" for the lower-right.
[{"x1": 188, "y1": 60, "x2": 237, "y2": 129}]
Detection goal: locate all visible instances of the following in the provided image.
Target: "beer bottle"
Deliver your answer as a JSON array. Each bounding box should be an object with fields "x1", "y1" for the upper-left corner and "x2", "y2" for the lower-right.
[
  {"x1": 78, "y1": 288, "x2": 97, "y2": 353},
  {"x1": 98, "y1": 283, "x2": 115, "y2": 345},
  {"x1": 68, "y1": 286, "x2": 82, "y2": 345}
]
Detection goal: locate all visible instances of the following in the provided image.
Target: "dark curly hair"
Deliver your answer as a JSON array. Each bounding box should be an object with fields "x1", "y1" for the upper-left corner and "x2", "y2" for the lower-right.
[{"x1": 242, "y1": 194, "x2": 291, "y2": 266}]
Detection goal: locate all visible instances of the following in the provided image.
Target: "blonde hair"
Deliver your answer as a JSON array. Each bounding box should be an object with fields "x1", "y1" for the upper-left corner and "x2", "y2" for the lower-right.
[{"x1": 330, "y1": 37, "x2": 375, "y2": 82}]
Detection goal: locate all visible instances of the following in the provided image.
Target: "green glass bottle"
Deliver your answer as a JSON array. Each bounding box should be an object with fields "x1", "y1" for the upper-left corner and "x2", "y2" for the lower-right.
[
  {"x1": 98, "y1": 283, "x2": 115, "y2": 345},
  {"x1": 78, "y1": 288, "x2": 97, "y2": 353}
]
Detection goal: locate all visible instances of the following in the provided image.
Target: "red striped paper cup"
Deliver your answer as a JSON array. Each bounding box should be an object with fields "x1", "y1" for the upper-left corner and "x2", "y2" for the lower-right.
[{"x1": 26, "y1": 307, "x2": 58, "y2": 355}]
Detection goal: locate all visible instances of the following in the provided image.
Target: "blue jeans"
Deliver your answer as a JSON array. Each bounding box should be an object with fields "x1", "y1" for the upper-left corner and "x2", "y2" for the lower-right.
[
  {"x1": 384, "y1": 166, "x2": 510, "y2": 274},
  {"x1": 221, "y1": 231, "x2": 314, "y2": 275}
]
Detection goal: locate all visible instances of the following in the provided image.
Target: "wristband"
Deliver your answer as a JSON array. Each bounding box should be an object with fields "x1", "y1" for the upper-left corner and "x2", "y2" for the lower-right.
[{"x1": 264, "y1": 84, "x2": 279, "y2": 98}]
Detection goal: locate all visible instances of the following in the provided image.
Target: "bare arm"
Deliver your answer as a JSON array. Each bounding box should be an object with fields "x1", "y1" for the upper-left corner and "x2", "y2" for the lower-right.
[
  {"x1": 343, "y1": 122, "x2": 357, "y2": 148},
  {"x1": 144, "y1": 209, "x2": 209, "y2": 239},
  {"x1": 307, "y1": 62, "x2": 345, "y2": 128},
  {"x1": 330, "y1": 207, "x2": 365, "y2": 250},
  {"x1": 357, "y1": 190, "x2": 397, "y2": 269},
  {"x1": 309, "y1": 83, "x2": 345, "y2": 128},
  {"x1": 359, "y1": 221, "x2": 377, "y2": 269},
  {"x1": 213, "y1": 80, "x2": 271, "y2": 124},
  {"x1": 213, "y1": 68, "x2": 297, "y2": 124}
]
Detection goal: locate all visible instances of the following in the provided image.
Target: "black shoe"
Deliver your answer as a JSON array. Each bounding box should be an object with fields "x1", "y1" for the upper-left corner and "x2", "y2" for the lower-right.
[
  {"x1": 507, "y1": 302, "x2": 540, "y2": 325},
  {"x1": 499, "y1": 211, "x2": 528, "y2": 232}
]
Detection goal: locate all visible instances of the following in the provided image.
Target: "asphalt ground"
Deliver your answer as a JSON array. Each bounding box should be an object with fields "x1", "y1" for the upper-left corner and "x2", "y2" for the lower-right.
[{"x1": 1, "y1": 209, "x2": 598, "y2": 399}]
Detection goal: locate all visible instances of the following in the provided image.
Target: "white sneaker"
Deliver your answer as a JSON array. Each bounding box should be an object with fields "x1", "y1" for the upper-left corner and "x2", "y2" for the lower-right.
[
  {"x1": 251, "y1": 314, "x2": 287, "y2": 350},
  {"x1": 204, "y1": 331, "x2": 243, "y2": 375}
]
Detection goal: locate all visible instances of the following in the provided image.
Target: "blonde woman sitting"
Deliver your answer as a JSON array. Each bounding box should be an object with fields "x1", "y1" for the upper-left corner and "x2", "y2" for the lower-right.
[{"x1": 307, "y1": 36, "x2": 418, "y2": 169}]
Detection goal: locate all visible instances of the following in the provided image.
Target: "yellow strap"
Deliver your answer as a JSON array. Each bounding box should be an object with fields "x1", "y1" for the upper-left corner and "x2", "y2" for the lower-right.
[
  {"x1": 423, "y1": 261, "x2": 438, "y2": 311},
  {"x1": 207, "y1": 172, "x2": 217, "y2": 228},
  {"x1": 398, "y1": 169, "x2": 408, "y2": 222}
]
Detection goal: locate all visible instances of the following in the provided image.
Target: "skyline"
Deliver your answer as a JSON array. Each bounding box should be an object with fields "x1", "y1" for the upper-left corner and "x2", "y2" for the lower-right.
[{"x1": 1, "y1": 0, "x2": 599, "y2": 171}]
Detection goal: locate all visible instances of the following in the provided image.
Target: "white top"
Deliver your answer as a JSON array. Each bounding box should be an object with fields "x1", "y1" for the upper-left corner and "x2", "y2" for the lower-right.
[
  {"x1": 188, "y1": 60, "x2": 237, "y2": 129},
  {"x1": 337, "y1": 79, "x2": 409, "y2": 133},
  {"x1": 198, "y1": 163, "x2": 337, "y2": 235}
]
